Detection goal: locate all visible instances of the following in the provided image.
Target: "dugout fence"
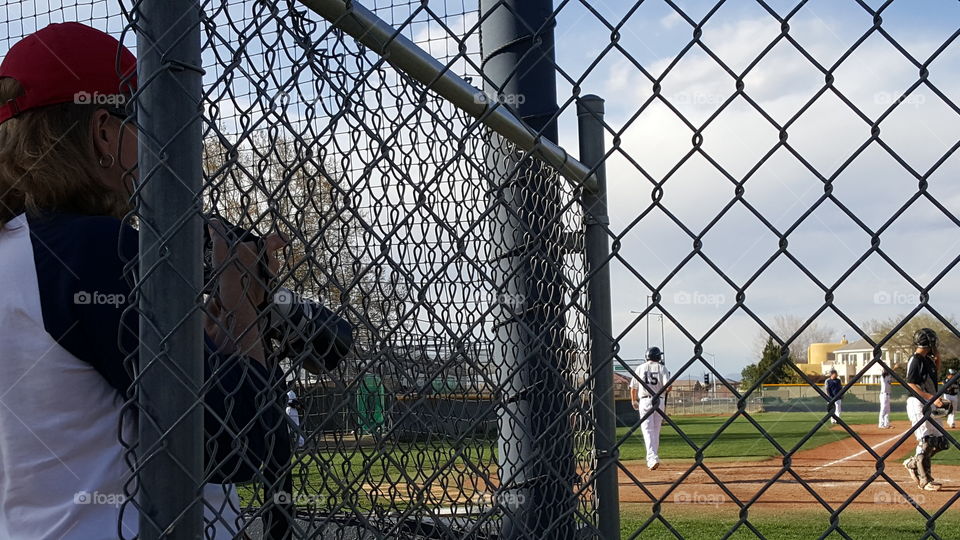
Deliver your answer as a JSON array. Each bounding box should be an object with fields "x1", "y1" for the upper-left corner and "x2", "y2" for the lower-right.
[{"x1": 5, "y1": 0, "x2": 960, "y2": 539}]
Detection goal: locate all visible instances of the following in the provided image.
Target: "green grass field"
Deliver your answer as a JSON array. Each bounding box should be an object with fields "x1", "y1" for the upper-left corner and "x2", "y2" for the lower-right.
[{"x1": 617, "y1": 411, "x2": 960, "y2": 465}]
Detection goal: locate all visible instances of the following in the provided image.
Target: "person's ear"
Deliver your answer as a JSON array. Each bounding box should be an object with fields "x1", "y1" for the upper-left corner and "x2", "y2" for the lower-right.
[{"x1": 90, "y1": 108, "x2": 115, "y2": 163}]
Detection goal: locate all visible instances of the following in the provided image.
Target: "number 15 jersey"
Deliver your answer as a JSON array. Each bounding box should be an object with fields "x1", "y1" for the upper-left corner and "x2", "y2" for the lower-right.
[{"x1": 629, "y1": 361, "x2": 670, "y2": 398}]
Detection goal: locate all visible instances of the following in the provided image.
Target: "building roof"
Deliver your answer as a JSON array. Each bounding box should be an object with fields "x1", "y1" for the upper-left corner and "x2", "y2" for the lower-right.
[{"x1": 833, "y1": 336, "x2": 885, "y2": 353}]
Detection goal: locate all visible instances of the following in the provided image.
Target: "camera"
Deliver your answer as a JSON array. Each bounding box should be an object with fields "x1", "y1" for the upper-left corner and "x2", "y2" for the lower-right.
[{"x1": 202, "y1": 216, "x2": 353, "y2": 372}]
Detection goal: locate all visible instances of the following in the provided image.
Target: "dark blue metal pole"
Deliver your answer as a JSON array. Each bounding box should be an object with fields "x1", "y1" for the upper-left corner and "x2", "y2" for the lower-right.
[
  {"x1": 578, "y1": 95, "x2": 620, "y2": 539},
  {"x1": 136, "y1": 1, "x2": 204, "y2": 537},
  {"x1": 480, "y1": 1, "x2": 577, "y2": 538}
]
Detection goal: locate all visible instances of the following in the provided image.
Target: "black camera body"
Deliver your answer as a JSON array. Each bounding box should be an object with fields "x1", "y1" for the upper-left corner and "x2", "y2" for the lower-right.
[{"x1": 202, "y1": 217, "x2": 353, "y2": 372}]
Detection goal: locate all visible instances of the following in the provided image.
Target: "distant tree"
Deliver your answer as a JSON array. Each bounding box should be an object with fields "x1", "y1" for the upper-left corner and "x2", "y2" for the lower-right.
[
  {"x1": 753, "y1": 315, "x2": 835, "y2": 364},
  {"x1": 741, "y1": 336, "x2": 805, "y2": 390},
  {"x1": 200, "y1": 132, "x2": 409, "y2": 380}
]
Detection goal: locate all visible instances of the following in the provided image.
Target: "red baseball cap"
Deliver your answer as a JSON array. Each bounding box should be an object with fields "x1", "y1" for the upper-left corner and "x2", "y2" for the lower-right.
[{"x1": 0, "y1": 22, "x2": 137, "y2": 125}]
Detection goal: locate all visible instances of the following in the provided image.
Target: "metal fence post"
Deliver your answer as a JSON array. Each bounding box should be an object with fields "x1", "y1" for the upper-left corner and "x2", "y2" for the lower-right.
[
  {"x1": 136, "y1": 2, "x2": 204, "y2": 538},
  {"x1": 578, "y1": 95, "x2": 619, "y2": 539},
  {"x1": 480, "y1": 1, "x2": 577, "y2": 538}
]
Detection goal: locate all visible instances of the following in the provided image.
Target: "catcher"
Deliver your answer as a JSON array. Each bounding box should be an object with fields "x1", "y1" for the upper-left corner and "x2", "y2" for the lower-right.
[{"x1": 902, "y1": 328, "x2": 953, "y2": 491}]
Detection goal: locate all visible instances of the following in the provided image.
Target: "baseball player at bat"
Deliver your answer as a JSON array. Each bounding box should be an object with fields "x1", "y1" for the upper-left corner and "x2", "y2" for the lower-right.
[
  {"x1": 630, "y1": 347, "x2": 671, "y2": 471},
  {"x1": 903, "y1": 328, "x2": 952, "y2": 491}
]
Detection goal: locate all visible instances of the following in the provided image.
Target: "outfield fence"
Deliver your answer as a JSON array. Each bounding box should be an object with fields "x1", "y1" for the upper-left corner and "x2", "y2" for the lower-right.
[{"x1": 6, "y1": 0, "x2": 960, "y2": 539}]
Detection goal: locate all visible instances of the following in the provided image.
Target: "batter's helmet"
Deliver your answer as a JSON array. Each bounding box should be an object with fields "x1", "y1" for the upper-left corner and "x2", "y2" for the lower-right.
[
  {"x1": 646, "y1": 347, "x2": 663, "y2": 363},
  {"x1": 914, "y1": 328, "x2": 939, "y2": 349}
]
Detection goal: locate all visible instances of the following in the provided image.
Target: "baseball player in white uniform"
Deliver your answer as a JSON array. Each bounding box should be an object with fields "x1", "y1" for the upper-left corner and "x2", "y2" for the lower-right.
[
  {"x1": 630, "y1": 347, "x2": 671, "y2": 470},
  {"x1": 944, "y1": 369, "x2": 958, "y2": 429},
  {"x1": 879, "y1": 368, "x2": 893, "y2": 429},
  {"x1": 286, "y1": 390, "x2": 305, "y2": 448},
  {"x1": 903, "y1": 328, "x2": 951, "y2": 491}
]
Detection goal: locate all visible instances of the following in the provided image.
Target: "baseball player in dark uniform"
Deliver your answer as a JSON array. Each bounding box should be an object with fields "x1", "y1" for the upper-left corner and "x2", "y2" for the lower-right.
[
  {"x1": 903, "y1": 328, "x2": 950, "y2": 491},
  {"x1": 825, "y1": 369, "x2": 842, "y2": 424},
  {"x1": 944, "y1": 368, "x2": 958, "y2": 429}
]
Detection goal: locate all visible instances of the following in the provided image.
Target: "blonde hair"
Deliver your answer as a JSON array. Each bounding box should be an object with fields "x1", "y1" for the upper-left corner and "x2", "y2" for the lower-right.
[{"x1": 0, "y1": 78, "x2": 128, "y2": 228}]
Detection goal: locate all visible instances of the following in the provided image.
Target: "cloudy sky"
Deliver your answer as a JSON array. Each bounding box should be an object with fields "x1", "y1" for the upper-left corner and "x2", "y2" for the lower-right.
[
  {"x1": 5, "y1": 0, "x2": 959, "y2": 383},
  {"x1": 542, "y1": 0, "x2": 960, "y2": 379}
]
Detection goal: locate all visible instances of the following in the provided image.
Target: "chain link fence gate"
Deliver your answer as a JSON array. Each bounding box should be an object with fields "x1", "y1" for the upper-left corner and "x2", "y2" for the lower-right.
[
  {"x1": 4, "y1": 0, "x2": 960, "y2": 539},
  {"x1": 127, "y1": 0, "x2": 601, "y2": 538}
]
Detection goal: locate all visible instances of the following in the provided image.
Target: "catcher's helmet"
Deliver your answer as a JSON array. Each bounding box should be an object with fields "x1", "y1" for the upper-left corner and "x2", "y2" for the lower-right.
[
  {"x1": 646, "y1": 347, "x2": 663, "y2": 363},
  {"x1": 914, "y1": 328, "x2": 939, "y2": 349}
]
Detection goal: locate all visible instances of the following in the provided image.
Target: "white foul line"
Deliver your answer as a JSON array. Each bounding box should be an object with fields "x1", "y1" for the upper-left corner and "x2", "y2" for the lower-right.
[{"x1": 811, "y1": 433, "x2": 905, "y2": 472}]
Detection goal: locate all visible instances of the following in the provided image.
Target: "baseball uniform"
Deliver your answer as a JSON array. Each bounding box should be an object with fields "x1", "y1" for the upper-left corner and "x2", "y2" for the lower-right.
[
  {"x1": 826, "y1": 377, "x2": 842, "y2": 424},
  {"x1": 630, "y1": 360, "x2": 670, "y2": 469},
  {"x1": 879, "y1": 372, "x2": 893, "y2": 428},
  {"x1": 944, "y1": 374, "x2": 958, "y2": 429}
]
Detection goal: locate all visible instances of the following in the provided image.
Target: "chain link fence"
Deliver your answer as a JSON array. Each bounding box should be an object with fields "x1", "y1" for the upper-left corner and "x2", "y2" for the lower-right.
[{"x1": 4, "y1": 0, "x2": 960, "y2": 538}]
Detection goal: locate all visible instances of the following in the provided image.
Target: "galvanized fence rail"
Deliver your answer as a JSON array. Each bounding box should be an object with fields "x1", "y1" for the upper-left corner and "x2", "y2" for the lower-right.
[{"x1": 2, "y1": 0, "x2": 960, "y2": 539}]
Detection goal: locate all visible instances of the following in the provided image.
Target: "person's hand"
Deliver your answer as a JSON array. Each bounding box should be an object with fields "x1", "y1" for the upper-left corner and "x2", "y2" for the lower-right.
[
  {"x1": 632, "y1": 401, "x2": 639, "y2": 411},
  {"x1": 205, "y1": 220, "x2": 287, "y2": 364},
  {"x1": 934, "y1": 397, "x2": 945, "y2": 408}
]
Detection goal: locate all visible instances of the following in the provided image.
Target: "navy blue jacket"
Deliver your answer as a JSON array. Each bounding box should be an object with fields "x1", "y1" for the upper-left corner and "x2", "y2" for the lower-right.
[
  {"x1": 826, "y1": 378, "x2": 842, "y2": 399},
  {"x1": 28, "y1": 212, "x2": 276, "y2": 483}
]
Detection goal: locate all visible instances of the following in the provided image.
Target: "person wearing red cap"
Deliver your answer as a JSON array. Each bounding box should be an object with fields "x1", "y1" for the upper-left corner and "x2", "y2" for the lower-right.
[{"x1": 0, "y1": 23, "x2": 282, "y2": 539}]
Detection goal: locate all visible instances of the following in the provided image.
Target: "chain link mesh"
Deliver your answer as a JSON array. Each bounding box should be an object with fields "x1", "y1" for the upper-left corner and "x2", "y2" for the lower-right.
[{"x1": 3, "y1": 0, "x2": 960, "y2": 538}]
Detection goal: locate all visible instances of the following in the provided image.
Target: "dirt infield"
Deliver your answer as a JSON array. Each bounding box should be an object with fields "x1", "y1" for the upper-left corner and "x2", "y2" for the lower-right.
[{"x1": 621, "y1": 421, "x2": 960, "y2": 510}]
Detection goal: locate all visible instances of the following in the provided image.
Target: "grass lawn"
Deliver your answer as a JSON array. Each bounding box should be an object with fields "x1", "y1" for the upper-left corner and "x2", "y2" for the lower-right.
[
  {"x1": 615, "y1": 412, "x2": 919, "y2": 462},
  {"x1": 237, "y1": 411, "x2": 960, "y2": 513},
  {"x1": 620, "y1": 505, "x2": 960, "y2": 539},
  {"x1": 237, "y1": 438, "x2": 498, "y2": 509}
]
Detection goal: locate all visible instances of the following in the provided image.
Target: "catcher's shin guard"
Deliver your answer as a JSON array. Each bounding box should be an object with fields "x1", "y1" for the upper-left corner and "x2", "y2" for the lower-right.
[
  {"x1": 917, "y1": 435, "x2": 949, "y2": 488},
  {"x1": 904, "y1": 456, "x2": 922, "y2": 487}
]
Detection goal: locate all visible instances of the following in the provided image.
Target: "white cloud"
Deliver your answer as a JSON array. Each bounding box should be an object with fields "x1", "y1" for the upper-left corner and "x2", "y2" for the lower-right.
[
  {"x1": 659, "y1": 11, "x2": 683, "y2": 30},
  {"x1": 586, "y1": 12, "x2": 960, "y2": 374}
]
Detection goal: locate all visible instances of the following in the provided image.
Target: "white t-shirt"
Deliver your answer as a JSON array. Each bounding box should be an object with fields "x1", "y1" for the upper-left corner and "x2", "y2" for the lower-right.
[{"x1": 629, "y1": 361, "x2": 671, "y2": 398}]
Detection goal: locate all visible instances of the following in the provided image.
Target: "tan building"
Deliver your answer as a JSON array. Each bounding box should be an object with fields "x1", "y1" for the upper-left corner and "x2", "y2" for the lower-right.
[{"x1": 795, "y1": 337, "x2": 849, "y2": 376}]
